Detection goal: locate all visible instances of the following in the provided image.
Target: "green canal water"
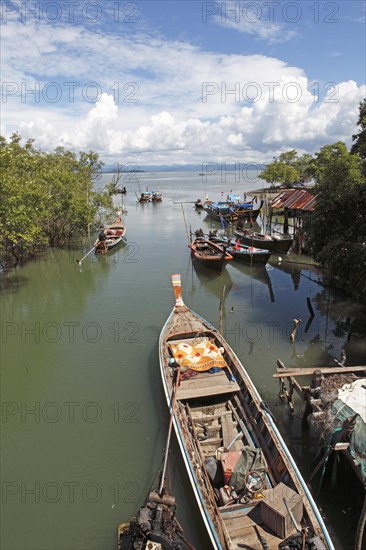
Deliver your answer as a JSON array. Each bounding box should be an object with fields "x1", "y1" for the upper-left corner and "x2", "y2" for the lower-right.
[{"x1": 1, "y1": 171, "x2": 365, "y2": 549}]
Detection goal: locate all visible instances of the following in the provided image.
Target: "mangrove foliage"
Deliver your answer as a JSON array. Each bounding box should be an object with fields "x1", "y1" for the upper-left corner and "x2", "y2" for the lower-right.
[{"x1": 0, "y1": 134, "x2": 112, "y2": 266}]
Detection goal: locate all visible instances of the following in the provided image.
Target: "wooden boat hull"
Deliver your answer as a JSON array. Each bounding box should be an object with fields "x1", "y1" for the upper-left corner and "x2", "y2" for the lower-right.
[
  {"x1": 235, "y1": 230, "x2": 293, "y2": 254},
  {"x1": 203, "y1": 200, "x2": 263, "y2": 224},
  {"x1": 95, "y1": 236, "x2": 124, "y2": 253},
  {"x1": 159, "y1": 275, "x2": 334, "y2": 550},
  {"x1": 94, "y1": 221, "x2": 126, "y2": 254},
  {"x1": 236, "y1": 200, "x2": 263, "y2": 221},
  {"x1": 209, "y1": 235, "x2": 271, "y2": 265},
  {"x1": 189, "y1": 239, "x2": 233, "y2": 273},
  {"x1": 229, "y1": 246, "x2": 271, "y2": 265},
  {"x1": 151, "y1": 190, "x2": 163, "y2": 201},
  {"x1": 138, "y1": 192, "x2": 152, "y2": 202}
]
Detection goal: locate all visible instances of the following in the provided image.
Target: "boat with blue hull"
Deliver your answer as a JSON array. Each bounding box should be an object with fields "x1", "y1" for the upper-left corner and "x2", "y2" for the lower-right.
[{"x1": 202, "y1": 198, "x2": 263, "y2": 224}]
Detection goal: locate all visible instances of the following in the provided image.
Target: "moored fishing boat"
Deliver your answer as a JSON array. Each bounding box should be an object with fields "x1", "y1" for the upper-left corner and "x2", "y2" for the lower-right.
[
  {"x1": 203, "y1": 199, "x2": 263, "y2": 224},
  {"x1": 151, "y1": 188, "x2": 163, "y2": 201},
  {"x1": 117, "y1": 389, "x2": 195, "y2": 550},
  {"x1": 229, "y1": 241, "x2": 271, "y2": 265},
  {"x1": 159, "y1": 274, "x2": 334, "y2": 550},
  {"x1": 189, "y1": 231, "x2": 233, "y2": 273},
  {"x1": 111, "y1": 186, "x2": 127, "y2": 194},
  {"x1": 207, "y1": 231, "x2": 271, "y2": 265},
  {"x1": 235, "y1": 228, "x2": 293, "y2": 254},
  {"x1": 94, "y1": 220, "x2": 126, "y2": 254},
  {"x1": 137, "y1": 192, "x2": 152, "y2": 202}
]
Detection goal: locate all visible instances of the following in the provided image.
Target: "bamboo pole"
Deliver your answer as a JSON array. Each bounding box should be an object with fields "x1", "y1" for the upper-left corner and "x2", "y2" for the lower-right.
[
  {"x1": 180, "y1": 203, "x2": 191, "y2": 243},
  {"x1": 158, "y1": 369, "x2": 180, "y2": 496},
  {"x1": 219, "y1": 285, "x2": 226, "y2": 335}
]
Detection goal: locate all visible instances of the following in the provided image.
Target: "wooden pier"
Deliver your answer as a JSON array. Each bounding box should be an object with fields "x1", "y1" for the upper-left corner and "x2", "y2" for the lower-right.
[{"x1": 274, "y1": 361, "x2": 366, "y2": 550}]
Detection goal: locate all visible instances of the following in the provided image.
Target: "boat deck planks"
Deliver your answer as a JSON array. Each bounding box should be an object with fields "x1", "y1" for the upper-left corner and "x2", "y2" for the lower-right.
[
  {"x1": 221, "y1": 409, "x2": 241, "y2": 450},
  {"x1": 177, "y1": 370, "x2": 240, "y2": 399},
  {"x1": 220, "y1": 505, "x2": 285, "y2": 548}
]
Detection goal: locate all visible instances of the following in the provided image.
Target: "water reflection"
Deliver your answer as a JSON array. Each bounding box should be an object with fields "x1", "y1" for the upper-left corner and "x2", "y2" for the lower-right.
[
  {"x1": 313, "y1": 287, "x2": 366, "y2": 365},
  {"x1": 230, "y1": 261, "x2": 275, "y2": 303},
  {"x1": 269, "y1": 258, "x2": 315, "y2": 291},
  {"x1": 190, "y1": 259, "x2": 233, "y2": 300}
]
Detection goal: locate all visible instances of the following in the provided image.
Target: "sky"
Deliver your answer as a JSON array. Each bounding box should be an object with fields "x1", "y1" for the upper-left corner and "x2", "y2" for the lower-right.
[{"x1": 1, "y1": 0, "x2": 365, "y2": 167}]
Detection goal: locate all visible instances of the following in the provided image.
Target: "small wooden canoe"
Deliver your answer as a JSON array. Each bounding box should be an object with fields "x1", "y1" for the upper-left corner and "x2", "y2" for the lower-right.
[
  {"x1": 159, "y1": 274, "x2": 334, "y2": 550},
  {"x1": 94, "y1": 220, "x2": 126, "y2": 254},
  {"x1": 137, "y1": 191, "x2": 152, "y2": 202},
  {"x1": 235, "y1": 229, "x2": 293, "y2": 254},
  {"x1": 189, "y1": 238, "x2": 233, "y2": 273}
]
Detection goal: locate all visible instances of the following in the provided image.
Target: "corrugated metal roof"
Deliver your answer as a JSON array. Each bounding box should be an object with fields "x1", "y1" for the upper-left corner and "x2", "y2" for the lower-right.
[{"x1": 271, "y1": 189, "x2": 316, "y2": 212}]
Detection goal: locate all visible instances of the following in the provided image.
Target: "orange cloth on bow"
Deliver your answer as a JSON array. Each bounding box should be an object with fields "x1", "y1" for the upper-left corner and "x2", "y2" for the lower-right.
[{"x1": 169, "y1": 340, "x2": 227, "y2": 372}]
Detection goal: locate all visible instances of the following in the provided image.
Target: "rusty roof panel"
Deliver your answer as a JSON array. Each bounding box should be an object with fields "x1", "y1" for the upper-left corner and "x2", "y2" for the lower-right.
[{"x1": 271, "y1": 189, "x2": 316, "y2": 211}]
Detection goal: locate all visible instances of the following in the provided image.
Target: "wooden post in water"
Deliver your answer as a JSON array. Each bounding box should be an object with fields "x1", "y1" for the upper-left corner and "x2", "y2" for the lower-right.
[{"x1": 290, "y1": 319, "x2": 302, "y2": 342}]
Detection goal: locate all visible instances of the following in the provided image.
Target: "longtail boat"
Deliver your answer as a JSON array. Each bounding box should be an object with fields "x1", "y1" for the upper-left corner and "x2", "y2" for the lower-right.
[
  {"x1": 202, "y1": 199, "x2": 263, "y2": 224},
  {"x1": 117, "y1": 391, "x2": 195, "y2": 550},
  {"x1": 229, "y1": 242, "x2": 271, "y2": 265},
  {"x1": 151, "y1": 189, "x2": 163, "y2": 201},
  {"x1": 234, "y1": 229, "x2": 293, "y2": 254},
  {"x1": 137, "y1": 191, "x2": 152, "y2": 202},
  {"x1": 94, "y1": 220, "x2": 126, "y2": 254},
  {"x1": 189, "y1": 234, "x2": 233, "y2": 273},
  {"x1": 159, "y1": 274, "x2": 334, "y2": 550},
  {"x1": 207, "y1": 231, "x2": 271, "y2": 265}
]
